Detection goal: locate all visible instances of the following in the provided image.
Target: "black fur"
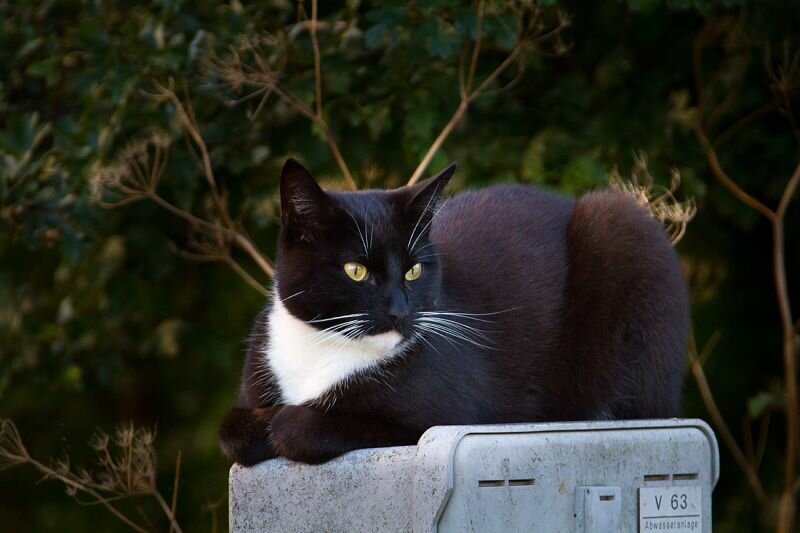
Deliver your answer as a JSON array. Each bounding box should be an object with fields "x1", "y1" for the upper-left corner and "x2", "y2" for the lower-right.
[{"x1": 219, "y1": 159, "x2": 689, "y2": 464}]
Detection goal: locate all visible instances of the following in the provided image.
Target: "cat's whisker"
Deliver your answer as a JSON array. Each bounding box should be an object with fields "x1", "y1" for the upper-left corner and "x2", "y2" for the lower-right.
[
  {"x1": 410, "y1": 198, "x2": 449, "y2": 254},
  {"x1": 278, "y1": 290, "x2": 305, "y2": 302},
  {"x1": 418, "y1": 313, "x2": 493, "y2": 328},
  {"x1": 310, "y1": 319, "x2": 367, "y2": 335},
  {"x1": 414, "y1": 319, "x2": 495, "y2": 350},
  {"x1": 414, "y1": 331, "x2": 445, "y2": 359},
  {"x1": 416, "y1": 323, "x2": 464, "y2": 350},
  {"x1": 311, "y1": 320, "x2": 367, "y2": 337},
  {"x1": 417, "y1": 316, "x2": 492, "y2": 339},
  {"x1": 419, "y1": 311, "x2": 494, "y2": 323},
  {"x1": 414, "y1": 253, "x2": 442, "y2": 260},
  {"x1": 308, "y1": 313, "x2": 369, "y2": 324},
  {"x1": 306, "y1": 320, "x2": 369, "y2": 349},
  {"x1": 420, "y1": 308, "x2": 517, "y2": 319},
  {"x1": 407, "y1": 184, "x2": 441, "y2": 251},
  {"x1": 369, "y1": 218, "x2": 375, "y2": 252},
  {"x1": 307, "y1": 320, "x2": 367, "y2": 349},
  {"x1": 414, "y1": 242, "x2": 437, "y2": 253},
  {"x1": 347, "y1": 211, "x2": 369, "y2": 256}
]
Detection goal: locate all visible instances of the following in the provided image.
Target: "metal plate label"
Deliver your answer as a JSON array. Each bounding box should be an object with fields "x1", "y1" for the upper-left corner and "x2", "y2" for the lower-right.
[{"x1": 639, "y1": 486, "x2": 702, "y2": 532}]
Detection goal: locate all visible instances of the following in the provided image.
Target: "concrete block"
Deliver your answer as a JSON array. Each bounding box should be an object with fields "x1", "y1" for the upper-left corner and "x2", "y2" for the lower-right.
[{"x1": 229, "y1": 419, "x2": 718, "y2": 532}]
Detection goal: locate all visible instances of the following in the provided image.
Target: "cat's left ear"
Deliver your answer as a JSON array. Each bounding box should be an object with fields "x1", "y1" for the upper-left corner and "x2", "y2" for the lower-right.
[
  {"x1": 280, "y1": 158, "x2": 337, "y2": 242},
  {"x1": 405, "y1": 163, "x2": 456, "y2": 223}
]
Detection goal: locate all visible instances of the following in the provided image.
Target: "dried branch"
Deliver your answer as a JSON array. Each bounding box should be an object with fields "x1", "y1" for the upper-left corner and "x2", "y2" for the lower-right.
[
  {"x1": 92, "y1": 88, "x2": 275, "y2": 288},
  {"x1": 311, "y1": 0, "x2": 322, "y2": 119},
  {"x1": 608, "y1": 153, "x2": 696, "y2": 245},
  {"x1": 766, "y1": 42, "x2": 800, "y2": 147},
  {"x1": 170, "y1": 451, "x2": 181, "y2": 528},
  {"x1": 208, "y1": 26, "x2": 356, "y2": 190},
  {"x1": 464, "y1": 0, "x2": 485, "y2": 96},
  {"x1": 715, "y1": 99, "x2": 780, "y2": 147},
  {"x1": 755, "y1": 411, "x2": 771, "y2": 473},
  {"x1": 407, "y1": 5, "x2": 571, "y2": 185},
  {"x1": 687, "y1": 335, "x2": 770, "y2": 507},
  {"x1": 1, "y1": 419, "x2": 183, "y2": 533},
  {"x1": 694, "y1": 126, "x2": 775, "y2": 220},
  {"x1": 693, "y1": 27, "x2": 800, "y2": 532}
]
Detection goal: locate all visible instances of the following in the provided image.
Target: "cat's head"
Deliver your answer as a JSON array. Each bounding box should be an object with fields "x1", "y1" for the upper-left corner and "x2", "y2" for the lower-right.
[{"x1": 274, "y1": 158, "x2": 455, "y2": 348}]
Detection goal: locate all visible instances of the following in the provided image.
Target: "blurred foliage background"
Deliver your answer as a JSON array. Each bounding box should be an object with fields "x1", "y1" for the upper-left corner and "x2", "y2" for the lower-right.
[{"x1": 1, "y1": 0, "x2": 799, "y2": 531}]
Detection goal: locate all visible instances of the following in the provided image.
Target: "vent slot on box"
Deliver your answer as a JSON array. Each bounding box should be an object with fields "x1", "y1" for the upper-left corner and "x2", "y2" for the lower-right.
[
  {"x1": 478, "y1": 480, "x2": 505, "y2": 487},
  {"x1": 643, "y1": 474, "x2": 670, "y2": 482},
  {"x1": 508, "y1": 479, "x2": 535, "y2": 487},
  {"x1": 673, "y1": 473, "x2": 699, "y2": 481}
]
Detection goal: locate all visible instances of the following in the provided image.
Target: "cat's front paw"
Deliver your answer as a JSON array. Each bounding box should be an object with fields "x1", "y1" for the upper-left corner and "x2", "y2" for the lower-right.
[
  {"x1": 218, "y1": 406, "x2": 280, "y2": 466},
  {"x1": 269, "y1": 405, "x2": 341, "y2": 464}
]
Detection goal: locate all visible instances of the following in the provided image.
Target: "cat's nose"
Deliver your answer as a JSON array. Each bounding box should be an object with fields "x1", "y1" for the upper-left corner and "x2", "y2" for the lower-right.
[{"x1": 386, "y1": 289, "x2": 409, "y2": 326}]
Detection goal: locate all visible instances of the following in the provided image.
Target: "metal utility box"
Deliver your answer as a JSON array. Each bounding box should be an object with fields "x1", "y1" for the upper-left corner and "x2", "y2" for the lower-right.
[{"x1": 229, "y1": 419, "x2": 718, "y2": 532}]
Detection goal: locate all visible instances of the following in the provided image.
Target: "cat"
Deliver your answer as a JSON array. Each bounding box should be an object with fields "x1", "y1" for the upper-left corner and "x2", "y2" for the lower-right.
[{"x1": 218, "y1": 158, "x2": 689, "y2": 465}]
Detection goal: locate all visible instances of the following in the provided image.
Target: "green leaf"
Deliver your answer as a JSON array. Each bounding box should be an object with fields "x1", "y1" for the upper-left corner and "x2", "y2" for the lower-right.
[
  {"x1": 25, "y1": 57, "x2": 58, "y2": 79},
  {"x1": 747, "y1": 391, "x2": 782, "y2": 419}
]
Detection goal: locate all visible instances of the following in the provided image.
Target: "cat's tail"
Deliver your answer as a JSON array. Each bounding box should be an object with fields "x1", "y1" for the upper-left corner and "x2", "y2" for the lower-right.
[{"x1": 556, "y1": 190, "x2": 690, "y2": 420}]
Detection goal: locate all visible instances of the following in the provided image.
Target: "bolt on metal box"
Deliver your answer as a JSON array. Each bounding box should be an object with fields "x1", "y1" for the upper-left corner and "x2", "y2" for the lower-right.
[{"x1": 229, "y1": 419, "x2": 718, "y2": 532}]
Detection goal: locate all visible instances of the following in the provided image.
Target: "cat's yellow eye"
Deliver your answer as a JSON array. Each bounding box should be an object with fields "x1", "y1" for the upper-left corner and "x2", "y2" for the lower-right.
[
  {"x1": 405, "y1": 263, "x2": 423, "y2": 281},
  {"x1": 344, "y1": 262, "x2": 368, "y2": 282}
]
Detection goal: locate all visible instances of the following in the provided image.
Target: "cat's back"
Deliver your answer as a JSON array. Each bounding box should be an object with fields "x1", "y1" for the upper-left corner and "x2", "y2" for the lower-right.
[
  {"x1": 430, "y1": 184, "x2": 574, "y2": 297},
  {"x1": 428, "y1": 183, "x2": 687, "y2": 420},
  {"x1": 432, "y1": 184, "x2": 574, "y2": 242},
  {"x1": 427, "y1": 184, "x2": 575, "y2": 355},
  {"x1": 431, "y1": 184, "x2": 574, "y2": 269}
]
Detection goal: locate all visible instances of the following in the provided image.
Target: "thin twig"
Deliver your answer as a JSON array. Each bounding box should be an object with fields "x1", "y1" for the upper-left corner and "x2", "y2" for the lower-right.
[
  {"x1": 408, "y1": 100, "x2": 470, "y2": 186},
  {"x1": 408, "y1": 5, "x2": 568, "y2": 185},
  {"x1": 743, "y1": 415, "x2": 755, "y2": 467},
  {"x1": 143, "y1": 174, "x2": 274, "y2": 279},
  {"x1": 715, "y1": 99, "x2": 780, "y2": 147},
  {"x1": 210, "y1": 15, "x2": 356, "y2": 189},
  {"x1": 169, "y1": 451, "x2": 181, "y2": 533},
  {"x1": 23, "y1": 456, "x2": 149, "y2": 533},
  {"x1": 311, "y1": 0, "x2": 322, "y2": 119},
  {"x1": 465, "y1": 0, "x2": 484, "y2": 95},
  {"x1": 153, "y1": 490, "x2": 183, "y2": 533},
  {"x1": 773, "y1": 214, "x2": 798, "y2": 529},
  {"x1": 407, "y1": 46, "x2": 522, "y2": 186},
  {"x1": 688, "y1": 335, "x2": 770, "y2": 506},
  {"x1": 755, "y1": 412, "x2": 771, "y2": 472},
  {"x1": 694, "y1": 30, "x2": 800, "y2": 526},
  {"x1": 777, "y1": 161, "x2": 800, "y2": 218},
  {"x1": 693, "y1": 126, "x2": 775, "y2": 220},
  {"x1": 153, "y1": 82, "x2": 233, "y2": 229},
  {"x1": 225, "y1": 256, "x2": 269, "y2": 296}
]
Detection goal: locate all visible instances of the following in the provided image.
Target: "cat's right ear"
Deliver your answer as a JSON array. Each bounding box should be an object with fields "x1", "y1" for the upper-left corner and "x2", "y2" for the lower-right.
[
  {"x1": 280, "y1": 158, "x2": 336, "y2": 242},
  {"x1": 405, "y1": 162, "x2": 456, "y2": 224}
]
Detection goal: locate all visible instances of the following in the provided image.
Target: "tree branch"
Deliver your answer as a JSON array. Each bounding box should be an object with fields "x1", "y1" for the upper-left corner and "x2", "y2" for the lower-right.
[
  {"x1": 688, "y1": 335, "x2": 770, "y2": 507},
  {"x1": 210, "y1": 17, "x2": 356, "y2": 190},
  {"x1": 153, "y1": 82, "x2": 233, "y2": 229},
  {"x1": 693, "y1": 31, "x2": 800, "y2": 527},
  {"x1": 407, "y1": 5, "x2": 568, "y2": 185},
  {"x1": 693, "y1": 125, "x2": 775, "y2": 220},
  {"x1": 777, "y1": 161, "x2": 800, "y2": 219},
  {"x1": 144, "y1": 83, "x2": 275, "y2": 280},
  {"x1": 169, "y1": 451, "x2": 181, "y2": 533},
  {"x1": 311, "y1": 0, "x2": 322, "y2": 120},
  {"x1": 464, "y1": 0, "x2": 484, "y2": 95},
  {"x1": 153, "y1": 489, "x2": 183, "y2": 533}
]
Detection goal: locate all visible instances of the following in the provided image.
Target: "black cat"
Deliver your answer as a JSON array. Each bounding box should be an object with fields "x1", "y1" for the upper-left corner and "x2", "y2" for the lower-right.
[{"x1": 218, "y1": 159, "x2": 688, "y2": 465}]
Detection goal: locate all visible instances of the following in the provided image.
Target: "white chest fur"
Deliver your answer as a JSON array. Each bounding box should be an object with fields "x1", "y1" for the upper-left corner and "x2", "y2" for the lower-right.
[{"x1": 265, "y1": 299, "x2": 404, "y2": 405}]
